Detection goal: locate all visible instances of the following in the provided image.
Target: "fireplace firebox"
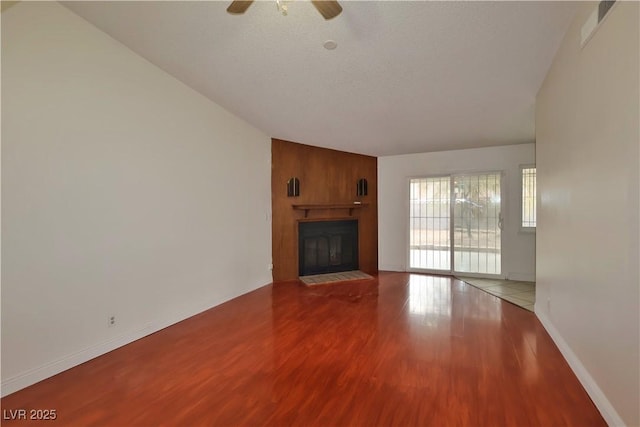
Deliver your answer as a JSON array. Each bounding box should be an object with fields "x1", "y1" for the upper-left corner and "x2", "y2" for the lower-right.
[{"x1": 298, "y1": 220, "x2": 358, "y2": 276}]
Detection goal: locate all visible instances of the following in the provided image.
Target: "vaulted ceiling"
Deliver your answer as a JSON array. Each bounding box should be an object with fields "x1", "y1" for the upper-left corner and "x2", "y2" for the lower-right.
[{"x1": 63, "y1": 1, "x2": 577, "y2": 156}]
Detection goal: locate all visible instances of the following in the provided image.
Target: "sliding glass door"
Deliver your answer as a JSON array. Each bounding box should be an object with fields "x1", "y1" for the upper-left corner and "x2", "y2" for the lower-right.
[
  {"x1": 452, "y1": 173, "x2": 502, "y2": 275},
  {"x1": 409, "y1": 173, "x2": 502, "y2": 276},
  {"x1": 409, "y1": 177, "x2": 451, "y2": 271}
]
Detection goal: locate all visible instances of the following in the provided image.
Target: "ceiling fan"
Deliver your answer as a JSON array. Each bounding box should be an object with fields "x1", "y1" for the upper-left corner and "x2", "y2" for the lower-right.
[{"x1": 227, "y1": 1, "x2": 343, "y2": 20}]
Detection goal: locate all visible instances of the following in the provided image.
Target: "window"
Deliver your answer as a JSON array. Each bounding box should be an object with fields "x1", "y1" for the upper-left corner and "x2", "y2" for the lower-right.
[{"x1": 521, "y1": 166, "x2": 536, "y2": 229}]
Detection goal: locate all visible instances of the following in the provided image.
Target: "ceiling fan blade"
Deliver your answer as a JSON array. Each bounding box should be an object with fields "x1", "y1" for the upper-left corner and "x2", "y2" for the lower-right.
[
  {"x1": 311, "y1": 1, "x2": 342, "y2": 20},
  {"x1": 227, "y1": 1, "x2": 254, "y2": 15}
]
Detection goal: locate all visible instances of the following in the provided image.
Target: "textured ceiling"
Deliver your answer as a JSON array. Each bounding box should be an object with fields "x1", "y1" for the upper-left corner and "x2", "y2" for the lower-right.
[{"x1": 63, "y1": 1, "x2": 577, "y2": 156}]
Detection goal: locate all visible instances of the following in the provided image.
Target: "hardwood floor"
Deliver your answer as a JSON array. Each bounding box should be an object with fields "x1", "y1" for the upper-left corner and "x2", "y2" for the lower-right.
[{"x1": 1, "y1": 272, "x2": 605, "y2": 426}]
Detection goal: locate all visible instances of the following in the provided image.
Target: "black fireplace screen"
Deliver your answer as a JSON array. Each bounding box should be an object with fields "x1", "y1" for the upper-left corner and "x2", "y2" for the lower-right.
[{"x1": 298, "y1": 220, "x2": 358, "y2": 276}]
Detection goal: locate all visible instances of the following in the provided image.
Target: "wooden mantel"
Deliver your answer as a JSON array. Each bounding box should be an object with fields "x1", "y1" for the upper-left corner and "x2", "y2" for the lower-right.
[{"x1": 292, "y1": 203, "x2": 368, "y2": 218}]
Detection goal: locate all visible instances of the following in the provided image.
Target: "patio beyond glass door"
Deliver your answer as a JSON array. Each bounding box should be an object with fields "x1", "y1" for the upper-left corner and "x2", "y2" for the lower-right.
[
  {"x1": 409, "y1": 173, "x2": 502, "y2": 276},
  {"x1": 409, "y1": 177, "x2": 451, "y2": 271},
  {"x1": 452, "y1": 173, "x2": 502, "y2": 275}
]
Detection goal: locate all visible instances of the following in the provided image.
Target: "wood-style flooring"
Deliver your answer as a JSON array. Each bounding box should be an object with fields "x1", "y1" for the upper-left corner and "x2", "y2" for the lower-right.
[{"x1": 1, "y1": 272, "x2": 605, "y2": 426}]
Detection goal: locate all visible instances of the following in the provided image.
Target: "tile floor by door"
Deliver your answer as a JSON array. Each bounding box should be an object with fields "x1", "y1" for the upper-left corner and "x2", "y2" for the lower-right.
[
  {"x1": 456, "y1": 277, "x2": 535, "y2": 311},
  {"x1": 300, "y1": 270, "x2": 373, "y2": 285}
]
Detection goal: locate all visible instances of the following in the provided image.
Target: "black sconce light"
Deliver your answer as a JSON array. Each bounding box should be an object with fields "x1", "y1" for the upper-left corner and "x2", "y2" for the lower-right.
[
  {"x1": 287, "y1": 177, "x2": 300, "y2": 197},
  {"x1": 356, "y1": 178, "x2": 368, "y2": 197}
]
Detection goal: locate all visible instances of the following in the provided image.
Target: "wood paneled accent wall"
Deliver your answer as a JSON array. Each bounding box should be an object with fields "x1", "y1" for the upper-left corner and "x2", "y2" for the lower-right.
[{"x1": 271, "y1": 139, "x2": 378, "y2": 282}]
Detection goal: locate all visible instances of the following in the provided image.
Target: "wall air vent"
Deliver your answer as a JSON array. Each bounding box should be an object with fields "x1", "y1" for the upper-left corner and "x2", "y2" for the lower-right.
[
  {"x1": 581, "y1": 0, "x2": 617, "y2": 48},
  {"x1": 598, "y1": 0, "x2": 616, "y2": 22}
]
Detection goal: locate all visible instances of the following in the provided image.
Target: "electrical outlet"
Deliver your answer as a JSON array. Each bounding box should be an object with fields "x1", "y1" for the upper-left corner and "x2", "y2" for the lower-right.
[
  {"x1": 268, "y1": 263, "x2": 273, "y2": 270},
  {"x1": 108, "y1": 316, "x2": 116, "y2": 327}
]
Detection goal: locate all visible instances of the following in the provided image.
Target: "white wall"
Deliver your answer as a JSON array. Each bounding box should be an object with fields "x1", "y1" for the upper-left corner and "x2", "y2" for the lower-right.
[
  {"x1": 378, "y1": 143, "x2": 535, "y2": 280},
  {"x1": 1, "y1": 2, "x2": 272, "y2": 395},
  {"x1": 535, "y1": 2, "x2": 639, "y2": 426}
]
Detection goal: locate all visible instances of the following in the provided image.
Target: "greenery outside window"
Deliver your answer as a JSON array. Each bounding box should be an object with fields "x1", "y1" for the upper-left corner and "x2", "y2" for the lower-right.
[{"x1": 521, "y1": 166, "x2": 536, "y2": 230}]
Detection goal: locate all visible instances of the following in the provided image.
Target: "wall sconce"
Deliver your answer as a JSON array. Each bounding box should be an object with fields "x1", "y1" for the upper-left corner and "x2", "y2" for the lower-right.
[
  {"x1": 287, "y1": 177, "x2": 300, "y2": 197},
  {"x1": 356, "y1": 178, "x2": 368, "y2": 197}
]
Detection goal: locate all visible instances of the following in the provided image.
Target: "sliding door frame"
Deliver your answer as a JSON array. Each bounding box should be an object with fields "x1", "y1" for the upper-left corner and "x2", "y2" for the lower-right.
[
  {"x1": 406, "y1": 174, "x2": 452, "y2": 275},
  {"x1": 406, "y1": 171, "x2": 506, "y2": 279}
]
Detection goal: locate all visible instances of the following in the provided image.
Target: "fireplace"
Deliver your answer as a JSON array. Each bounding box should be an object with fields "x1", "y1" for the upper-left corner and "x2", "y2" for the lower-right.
[{"x1": 298, "y1": 220, "x2": 358, "y2": 276}]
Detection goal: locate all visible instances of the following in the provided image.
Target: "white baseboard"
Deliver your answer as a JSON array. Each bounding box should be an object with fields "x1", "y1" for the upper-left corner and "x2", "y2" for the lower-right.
[
  {"x1": 378, "y1": 264, "x2": 405, "y2": 272},
  {"x1": 535, "y1": 306, "x2": 626, "y2": 427},
  {"x1": 378, "y1": 267, "x2": 536, "y2": 282},
  {"x1": 1, "y1": 323, "x2": 156, "y2": 397},
  {"x1": 507, "y1": 272, "x2": 536, "y2": 282},
  {"x1": 1, "y1": 285, "x2": 266, "y2": 397}
]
